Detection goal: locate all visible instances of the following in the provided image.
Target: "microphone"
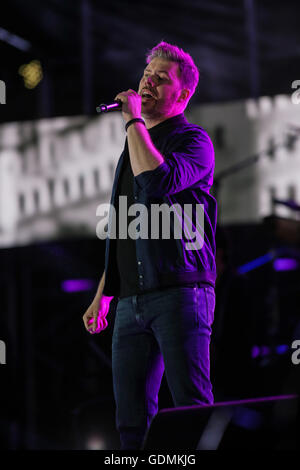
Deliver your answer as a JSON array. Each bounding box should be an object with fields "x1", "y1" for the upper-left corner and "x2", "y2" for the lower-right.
[{"x1": 96, "y1": 99, "x2": 122, "y2": 113}]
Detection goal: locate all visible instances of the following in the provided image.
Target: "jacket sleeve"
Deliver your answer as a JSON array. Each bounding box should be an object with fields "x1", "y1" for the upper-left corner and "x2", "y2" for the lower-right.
[{"x1": 134, "y1": 130, "x2": 214, "y2": 198}]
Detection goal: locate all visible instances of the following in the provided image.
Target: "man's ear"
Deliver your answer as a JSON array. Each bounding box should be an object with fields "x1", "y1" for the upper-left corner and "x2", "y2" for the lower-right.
[{"x1": 178, "y1": 88, "x2": 190, "y2": 103}]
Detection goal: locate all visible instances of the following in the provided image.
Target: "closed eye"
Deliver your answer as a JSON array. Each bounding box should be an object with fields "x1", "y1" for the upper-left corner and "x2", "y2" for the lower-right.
[{"x1": 144, "y1": 73, "x2": 164, "y2": 81}]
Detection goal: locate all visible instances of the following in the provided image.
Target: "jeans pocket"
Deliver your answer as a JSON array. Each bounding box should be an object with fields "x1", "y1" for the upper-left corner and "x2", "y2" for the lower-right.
[{"x1": 195, "y1": 286, "x2": 215, "y2": 328}]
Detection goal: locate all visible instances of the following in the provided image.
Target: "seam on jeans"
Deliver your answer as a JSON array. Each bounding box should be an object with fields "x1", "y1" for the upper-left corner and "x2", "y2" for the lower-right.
[
  {"x1": 204, "y1": 287, "x2": 209, "y2": 324},
  {"x1": 144, "y1": 335, "x2": 153, "y2": 429},
  {"x1": 195, "y1": 287, "x2": 199, "y2": 328}
]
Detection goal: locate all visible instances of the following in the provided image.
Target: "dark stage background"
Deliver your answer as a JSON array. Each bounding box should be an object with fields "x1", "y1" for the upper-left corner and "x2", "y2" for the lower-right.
[{"x1": 1, "y1": 222, "x2": 300, "y2": 449}]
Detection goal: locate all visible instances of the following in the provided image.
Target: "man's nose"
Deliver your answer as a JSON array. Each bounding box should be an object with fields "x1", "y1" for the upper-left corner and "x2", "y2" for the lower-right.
[{"x1": 146, "y1": 75, "x2": 156, "y2": 87}]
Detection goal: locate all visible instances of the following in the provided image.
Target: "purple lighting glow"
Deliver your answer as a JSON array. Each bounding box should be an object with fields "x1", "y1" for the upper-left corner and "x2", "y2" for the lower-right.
[
  {"x1": 273, "y1": 258, "x2": 299, "y2": 272},
  {"x1": 237, "y1": 253, "x2": 273, "y2": 274},
  {"x1": 251, "y1": 344, "x2": 289, "y2": 359},
  {"x1": 61, "y1": 279, "x2": 96, "y2": 293},
  {"x1": 276, "y1": 344, "x2": 289, "y2": 355},
  {"x1": 251, "y1": 345, "x2": 260, "y2": 359}
]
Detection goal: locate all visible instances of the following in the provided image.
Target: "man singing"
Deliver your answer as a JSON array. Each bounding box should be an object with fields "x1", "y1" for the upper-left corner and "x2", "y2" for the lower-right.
[{"x1": 83, "y1": 41, "x2": 217, "y2": 450}]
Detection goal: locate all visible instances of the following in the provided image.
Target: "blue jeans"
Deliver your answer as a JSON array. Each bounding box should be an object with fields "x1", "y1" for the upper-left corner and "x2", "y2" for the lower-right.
[{"x1": 111, "y1": 284, "x2": 215, "y2": 450}]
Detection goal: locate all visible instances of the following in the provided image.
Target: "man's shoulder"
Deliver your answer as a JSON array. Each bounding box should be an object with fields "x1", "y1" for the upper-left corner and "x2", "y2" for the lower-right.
[
  {"x1": 170, "y1": 119, "x2": 213, "y2": 145},
  {"x1": 180, "y1": 114, "x2": 209, "y2": 133}
]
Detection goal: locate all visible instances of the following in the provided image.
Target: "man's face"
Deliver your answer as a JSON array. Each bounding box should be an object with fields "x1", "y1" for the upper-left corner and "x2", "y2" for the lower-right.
[{"x1": 138, "y1": 57, "x2": 184, "y2": 119}]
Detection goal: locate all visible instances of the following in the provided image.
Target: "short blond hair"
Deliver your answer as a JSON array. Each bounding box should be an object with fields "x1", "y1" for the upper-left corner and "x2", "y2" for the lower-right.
[{"x1": 146, "y1": 41, "x2": 199, "y2": 98}]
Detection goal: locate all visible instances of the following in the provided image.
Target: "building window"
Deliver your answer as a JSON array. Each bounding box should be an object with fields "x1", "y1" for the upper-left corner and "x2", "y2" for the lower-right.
[
  {"x1": 18, "y1": 193, "x2": 25, "y2": 215},
  {"x1": 214, "y1": 126, "x2": 225, "y2": 149},
  {"x1": 48, "y1": 178, "x2": 55, "y2": 204},
  {"x1": 63, "y1": 179, "x2": 70, "y2": 198},
  {"x1": 33, "y1": 190, "x2": 40, "y2": 212},
  {"x1": 49, "y1": 140, "x2": 56, "y2": 165},
  {"x1": 266, "y1": 137, "x2": 276, "y2": 160},
  {"x1": 79, "y1": 174, "x2": 85, "y2": 197},
  {"x1": 109, "y1": 162, "x2": 115, "y2": 180},
  {"x1": 269, "y1": 186, "x2": 276, "y2": 214},
  {"x1": 288, "y1": 185, "x2": 296, "y2": 202},
  {"x1": 93, "y1": 169, "x2": 99, "y2": 191}
]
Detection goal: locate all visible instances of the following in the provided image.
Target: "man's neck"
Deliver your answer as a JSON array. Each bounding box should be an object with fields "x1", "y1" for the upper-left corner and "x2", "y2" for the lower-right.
[{"x1": 143, "y1": 110, "x2": 184, "y2": 130}]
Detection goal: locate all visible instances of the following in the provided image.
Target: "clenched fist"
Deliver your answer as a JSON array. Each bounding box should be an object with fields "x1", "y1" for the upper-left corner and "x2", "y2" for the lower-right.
[{"x1": 83, "y1": 294, "x2": 113, "y2": 334}]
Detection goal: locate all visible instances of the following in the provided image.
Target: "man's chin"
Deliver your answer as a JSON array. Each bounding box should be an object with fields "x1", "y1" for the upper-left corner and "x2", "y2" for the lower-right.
[
  {"x1": 141, "y1": 101, "x2": 154, "y2": 110},
  {"x1": 141, "y1": 104, "x2": 158, "y2": 119}
]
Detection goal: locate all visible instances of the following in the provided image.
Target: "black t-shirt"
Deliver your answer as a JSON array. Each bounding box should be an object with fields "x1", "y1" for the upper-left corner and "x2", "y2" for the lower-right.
[{"x1": 116, "y1": 140, "x2": 140, "y2": 297}]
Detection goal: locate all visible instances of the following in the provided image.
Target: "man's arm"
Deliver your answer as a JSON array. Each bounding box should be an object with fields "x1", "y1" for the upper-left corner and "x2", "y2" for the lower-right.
[
  {"x1": 126, "y1": 122, "x2": 164, "y2": 176},
  {"x1": 134, "y1": 130, "x2": 214, "y2": 198},
  {"x1": 127, "y1": 122, "x2": 214, "y2": 198},
  {"x1": 95, "y1": 270, "x2": 106, "y2": 298},
  {"x1": 113, "y1": 88, "x2": 164, "y2": 176}
]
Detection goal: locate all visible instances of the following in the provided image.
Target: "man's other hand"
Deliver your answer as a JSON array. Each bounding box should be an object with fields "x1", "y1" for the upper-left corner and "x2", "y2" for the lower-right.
[{"x1": 82, "y1": 294, "x2": 113, "y2": 334}]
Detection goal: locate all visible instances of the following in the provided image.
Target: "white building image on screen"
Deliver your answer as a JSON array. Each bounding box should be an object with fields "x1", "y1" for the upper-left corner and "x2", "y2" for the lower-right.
[
  {"x1": 0, "y1": 93, "x2": 299, "y2": 247},
  {"x1": 0, "y1": 113, "x2": 125, "y2": 247},
  {"x1": 187, "y1": 94, "x2": 300, "y2": 223}
]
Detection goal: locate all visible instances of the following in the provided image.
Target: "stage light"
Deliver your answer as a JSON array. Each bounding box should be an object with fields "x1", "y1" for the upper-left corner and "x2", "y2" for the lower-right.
[
  {"x1": 237, "y1": 252, "x2": 273, "y2": 274},
  {"x1": 251, "y1": 345, "x2": 260, "y2": 359},
  {"x1": 232, "y1": 406, "x2": 262, "y2": 431},
  {"x1": 61, "y1": 279, "x2": 96, "y2": 293},
  {"x1": 18, "y1": 60, "x2": 43, "y2": 89},
  {"x1": 276, "y1": 345, "x2": 289, "y2": 355},
  {"x1": 0, "y1": 26, "x2": 31, "y2": 51},
  {"x1": 260, "y1": 346, "x2": 271, "y2": 357},
  {"x1": 237, "y1": 251, "x2": 300, "y2": 274},
  {"x1": 251, "y1": 344, "x2": 289, "y2": 359},
  {"x1": 85, "y1": 434, "x2": 107, "y2": 450},
  {"x1": 273, "y1": 258, "x2": 299, "y2": 272}
]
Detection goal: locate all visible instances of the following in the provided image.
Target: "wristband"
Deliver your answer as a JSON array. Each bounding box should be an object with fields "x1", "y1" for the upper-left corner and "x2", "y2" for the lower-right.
[{"x1": 125, "y1": 118, "x2": 145, "y2": 132}]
